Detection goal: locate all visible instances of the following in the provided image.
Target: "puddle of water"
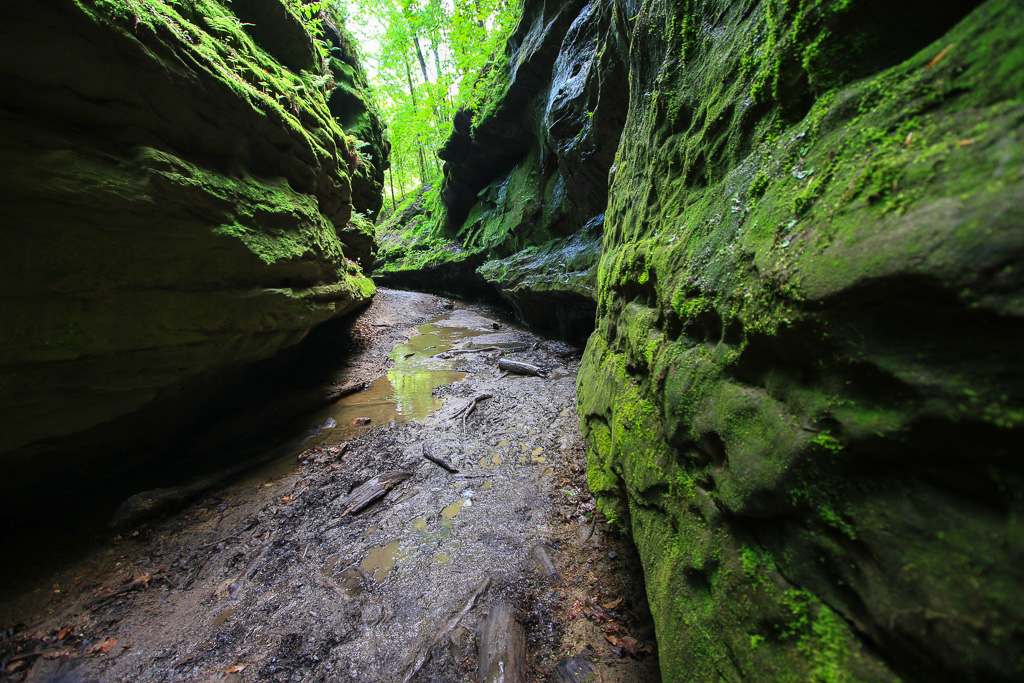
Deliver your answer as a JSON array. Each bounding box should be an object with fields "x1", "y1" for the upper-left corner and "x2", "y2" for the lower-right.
[
  {"x1": 326, "y1": 554, "x2": 342, "y2": 571},
  {"x1": 306, "y1": 320, "x2": 499, "y2": 443},
  {"x1": 412, "y1": 517, "x2": 428, "y2": 532},
  {"x1": 442, "y1": 499, "x2": 467, "y2": 518},
  {"x1": 245, "y1": 315, "x2": 496, "y2": 484},
  {"x1": 361, "y1": 540, "x2": 401, "y2": 582},
  {"x1": 212, "y1": 608, "x2": 236, "y2": 629}
]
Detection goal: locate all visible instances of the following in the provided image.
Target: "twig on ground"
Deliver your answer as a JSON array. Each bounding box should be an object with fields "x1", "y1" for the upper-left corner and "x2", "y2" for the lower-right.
[{"x1": 422, "y1": 443, "x2": 459, "y2": 473}]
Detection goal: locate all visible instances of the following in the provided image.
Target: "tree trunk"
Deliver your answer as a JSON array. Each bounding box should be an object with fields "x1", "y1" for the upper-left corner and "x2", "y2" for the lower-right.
[
  {"x1": 388, "y1": 166, "x2": 397, "y2": 213},
  {"x1": 404, "y1": 60, "x2": 428, "y2": 182},
  {"x1": 413, "y1": 35, "x2": 431, "y2": 83}
]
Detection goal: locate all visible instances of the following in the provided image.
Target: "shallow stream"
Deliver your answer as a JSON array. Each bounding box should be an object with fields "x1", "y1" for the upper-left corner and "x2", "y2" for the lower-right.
[{"x1": 245, "y1": 307, "x2": 517, "y2": 482}]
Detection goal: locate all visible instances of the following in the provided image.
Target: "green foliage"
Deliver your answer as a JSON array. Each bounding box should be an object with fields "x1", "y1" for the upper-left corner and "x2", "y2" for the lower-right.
[{"x1": 338, "y1": 0, "x2": 522, "y2": 193}]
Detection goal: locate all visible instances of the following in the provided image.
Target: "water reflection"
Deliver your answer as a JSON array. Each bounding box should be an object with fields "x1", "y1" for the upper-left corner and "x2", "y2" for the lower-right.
[{"x1": 299, "y1": 322, "x2": 494, "y2": 447}]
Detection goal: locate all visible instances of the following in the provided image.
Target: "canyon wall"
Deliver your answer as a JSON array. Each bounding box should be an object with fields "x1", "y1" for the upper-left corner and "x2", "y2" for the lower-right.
[
  {"x1": 0, "y1": 0, "x2": 385, "y2": 467},
  {"x1": 434, "y1": 0, "x2": 1024, "y2": 679},
  {"x1": 375, "y1": 0, "x2": 629, "y2": 342}
]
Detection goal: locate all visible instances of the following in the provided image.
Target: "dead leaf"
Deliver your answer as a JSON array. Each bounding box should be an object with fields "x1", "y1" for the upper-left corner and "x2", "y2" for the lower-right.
[
  {"x1": 600, "y1": 597, "x2": 623, "y2": 610},
  {"x1": 617, "y1": 636, "x2": 642, "y2": 656},
  {"x1": 91, "y1": 637, "x2": 117, "y2": 654},
  {"x1": 57, "y1": 626, "x2": 75, "y2": 640},
  {"x1": 131, "y1": 573, "x2": 151, "y2": 586},
  {"x1": 224, "y1": 664, "x2": 248, "y2": 674},
  {"x1": 281, "y1": 496, "x2": 292, "y2": 503}
]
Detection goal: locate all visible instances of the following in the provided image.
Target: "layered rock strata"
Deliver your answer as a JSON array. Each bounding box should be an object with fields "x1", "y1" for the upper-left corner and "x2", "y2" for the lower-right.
[
  {"x1": 578, "y1": 0, "x2": 1024, "y2": 680},
  {"x1": 0, "y1": 0, "x2": 384, "y2": 466}
]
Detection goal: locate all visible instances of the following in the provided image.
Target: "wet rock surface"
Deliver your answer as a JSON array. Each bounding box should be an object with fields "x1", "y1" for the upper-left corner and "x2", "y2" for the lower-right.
[{"x1": 0, "y1": 292, "x2": 658, "y2": 683}]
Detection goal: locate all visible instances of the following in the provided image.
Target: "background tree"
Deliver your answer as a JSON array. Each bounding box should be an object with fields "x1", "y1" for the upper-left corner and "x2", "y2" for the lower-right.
[{"x1": 334, "y1": 0, "x2": 521, "y2": 205}]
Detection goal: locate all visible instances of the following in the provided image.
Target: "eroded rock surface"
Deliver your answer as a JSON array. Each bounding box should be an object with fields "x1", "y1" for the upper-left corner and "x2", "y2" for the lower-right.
[
  {"x1": 0, "y1": 1, "x2": 384, "y2": 468},
  {"x1": 578, "y1": 0, "x2": 1024, "y2": 680},
  {"x1": 388, "y1": 0, "x2": 1024, "y2": 679},
  {"x1": 376, "y1": 0, "x2": 629, "y2": 341}
]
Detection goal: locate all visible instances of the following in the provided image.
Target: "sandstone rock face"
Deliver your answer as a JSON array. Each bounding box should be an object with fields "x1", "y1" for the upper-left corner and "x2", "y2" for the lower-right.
[
  {"x1": 0, "y1": 1, "x2": 383, "y2": 465},
  {"x1": 377, "y1": 0, "x2": 629, "y2": 341},
  {"x1": 577, "y1": 0, "x2": 1024, "y2": 680}
]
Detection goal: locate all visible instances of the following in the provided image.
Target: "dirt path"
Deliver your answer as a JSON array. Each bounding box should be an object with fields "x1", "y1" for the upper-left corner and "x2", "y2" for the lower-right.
[{"x1": 0, "y1": 290, "x2": 659, "y2": 682}]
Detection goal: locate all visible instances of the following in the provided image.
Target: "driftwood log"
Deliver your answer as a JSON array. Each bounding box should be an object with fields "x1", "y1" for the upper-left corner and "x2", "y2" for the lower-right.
[
  {"x1": 422, "y1": 443, "x2": 459, "y2": 473},
  {"x1": 402, "y1": 576, "x2": 493, "y2": 683},
  {"x1": 530, "y1": 544, "x2": 558, "y2": 577},
  {"x1": 552, "y1": 655, "x2": 598, "y2": 683},
  {"x1": 497, "y1": 359, "x2": 544, "y2": 377},
  {"x1": 330, "y1": 380, "x2": 366, "y2": 400},
  {"x1": 435, "y1": 346, "x2": 499, "y2": 358},
  {"x1": 340, "y1": 470, "x2": 412, "y2": 517},
  {"x1": 477, "y1": 602, "x2": 526, "y2": 683}
]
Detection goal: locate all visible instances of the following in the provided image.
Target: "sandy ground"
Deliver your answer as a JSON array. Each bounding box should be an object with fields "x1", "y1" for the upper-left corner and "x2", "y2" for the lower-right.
[{"x1": 0, "y1": 290, "x2": 659, "y2": 683}]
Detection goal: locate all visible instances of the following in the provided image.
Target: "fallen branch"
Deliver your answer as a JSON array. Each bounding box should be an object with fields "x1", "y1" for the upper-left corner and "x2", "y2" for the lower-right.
[
  {"x1": 451, "y1": 393, "x2": 493, "y2": 419},
  {"x1": 436, "y1": 346, "x2": 498, "y2": 358},
  {"x1": 86, "y1": 573, "x2": 151, "y2": 610},
  {"x1": 497, "y1": 359, "x2": 544, "y2": 377},
  {"x1": 401, "y1": 576, "x2": 492, "y2": 683},
  {"x1": 330, "y1": 381, "x2": 366, "y2": 400},
  {"x1": 460, "y1": 393, "x2": 493, "y2": 434},
  {"x1": 530, "y1": 545, "x2": 558, "y2": 577},
  {"x1": 422, "y1": 443, "x2": 459, "y2": 473}
]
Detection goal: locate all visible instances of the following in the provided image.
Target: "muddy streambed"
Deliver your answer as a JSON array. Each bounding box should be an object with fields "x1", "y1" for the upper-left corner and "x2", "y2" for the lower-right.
[{"x1": 0, "y1": 290, "x2": 659, "y2": 682}]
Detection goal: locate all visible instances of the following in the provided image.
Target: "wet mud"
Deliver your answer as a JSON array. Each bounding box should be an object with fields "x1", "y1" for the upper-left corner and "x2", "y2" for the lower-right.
[{"x1": 0, "y1": 290, "x2": 659, "y2": 682}]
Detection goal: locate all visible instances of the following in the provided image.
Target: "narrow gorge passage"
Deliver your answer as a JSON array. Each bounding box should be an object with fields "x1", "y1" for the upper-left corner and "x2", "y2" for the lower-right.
[
  {"x1": 0, "y1": 290, "x2": 660, "y2": 682},
  {"x1": 2, "y1": 0, "x2": 1022, "y2": 679}
]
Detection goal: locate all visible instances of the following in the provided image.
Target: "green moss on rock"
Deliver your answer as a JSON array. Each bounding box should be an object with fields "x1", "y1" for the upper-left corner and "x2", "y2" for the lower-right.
[
  {"x1": 579, "y1": 0, "x2": 1024, "y2": 680},
  {"x1": 0, "y1": 0, "x2": 382, "y2": 459}
]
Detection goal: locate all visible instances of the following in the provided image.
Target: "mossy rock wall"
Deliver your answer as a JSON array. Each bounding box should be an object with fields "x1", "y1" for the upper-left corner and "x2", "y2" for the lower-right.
[
  {"x1": 381, "y1": 0, "x2": 629, "y2": 339},
  {"x1": 0, "y1": 0, "x2": 383, "y2": 466},
  {"x1": 578, "y1": 0, "x2": 1024, "y2": 680}
]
